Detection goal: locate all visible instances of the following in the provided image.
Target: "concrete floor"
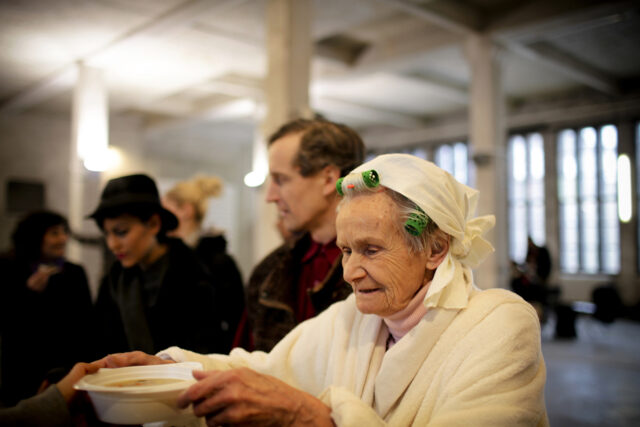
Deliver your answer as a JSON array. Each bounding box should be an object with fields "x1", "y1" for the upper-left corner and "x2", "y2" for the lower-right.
[{"x1": 542, "y1": 315, "x2": 640, "y2": 426}]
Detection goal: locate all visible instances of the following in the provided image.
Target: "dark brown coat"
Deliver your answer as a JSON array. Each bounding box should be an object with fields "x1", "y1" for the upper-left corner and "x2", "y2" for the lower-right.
[{"x1": 246, "y1": 233, "x2": 352, "y2": 352}]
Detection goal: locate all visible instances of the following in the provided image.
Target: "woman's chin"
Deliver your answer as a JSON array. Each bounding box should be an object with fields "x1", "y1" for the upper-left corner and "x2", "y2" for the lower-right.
[{"x1": 355, "y1": 297, "x2": 384, "y2": 316}]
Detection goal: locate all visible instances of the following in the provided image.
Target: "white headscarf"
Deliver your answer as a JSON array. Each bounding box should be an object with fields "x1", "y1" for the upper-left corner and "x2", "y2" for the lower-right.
[{"x1": 349, "y1": 153, "x2": 495, "y2": 309}]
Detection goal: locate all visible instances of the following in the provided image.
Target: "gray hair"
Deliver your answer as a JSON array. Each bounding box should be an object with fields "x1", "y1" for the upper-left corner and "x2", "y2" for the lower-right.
[{"x1": 337, "y1": 172, "x2": 442, "y2": 254}]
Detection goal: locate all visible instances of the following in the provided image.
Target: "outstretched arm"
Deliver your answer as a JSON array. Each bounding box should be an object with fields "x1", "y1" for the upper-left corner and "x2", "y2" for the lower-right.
[{"x1": 178, "y1": 368, "x2": 334, "y2": 427}]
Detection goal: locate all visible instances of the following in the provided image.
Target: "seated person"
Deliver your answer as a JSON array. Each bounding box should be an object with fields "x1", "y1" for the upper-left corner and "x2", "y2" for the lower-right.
[
  {"x1": 101, "y1": 155, "x2": 548, "y2": 426},
  {"x1": 0, "y1": 210, "x2": 94, "y2": 406},
  {"x1": 90, "y1": 173, "x2": 227, "y2": 355},
  {"x1": 511, "y1": 237, "x2": 553, "y2": 320}
]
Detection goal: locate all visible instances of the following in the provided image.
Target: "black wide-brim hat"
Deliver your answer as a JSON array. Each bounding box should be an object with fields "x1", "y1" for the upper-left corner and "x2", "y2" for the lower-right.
[{"x1": 88, "y1": 173, "x2": 178, "y2": 231}]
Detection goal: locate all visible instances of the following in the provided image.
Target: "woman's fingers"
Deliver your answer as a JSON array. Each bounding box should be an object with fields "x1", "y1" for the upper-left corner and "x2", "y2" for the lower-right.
[
  {"x1": 177, "y1": 370, "x2": 223, "y2": 409},
  {"x1": 102, "y1": 351, "x2": 170, "y2": 368}
]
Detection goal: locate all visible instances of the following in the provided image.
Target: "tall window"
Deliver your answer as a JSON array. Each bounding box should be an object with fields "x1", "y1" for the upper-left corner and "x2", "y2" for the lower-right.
[
  {"x1": 508, "y1": 133, "x2": 545, "y2": 263},
  {"x1": 557, "y1": 125, "x2": 619, "y2": 274},
  {"x1": 434, "y1": 142, "x2": 468, "y2": 185},
  {"x1": 369, "y1": 143, "x2": 469, "y2": 185}
]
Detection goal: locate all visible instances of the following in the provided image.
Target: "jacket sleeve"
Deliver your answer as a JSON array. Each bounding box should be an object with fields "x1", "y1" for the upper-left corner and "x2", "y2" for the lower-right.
[
  {"x1": 0, "y1": 385, "x2": 71, "y2": 427},
  {"x1": 426, "y1": 301, "x2": 548, "y2": 427}
]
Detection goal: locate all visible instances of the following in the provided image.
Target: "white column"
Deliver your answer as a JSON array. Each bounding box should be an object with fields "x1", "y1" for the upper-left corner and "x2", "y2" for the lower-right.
[
  {"x1": 253, "y1": 0, "x2": 313, "y2": 263},
  {"x1": 464, "y1": 35, "x2": 508, "y2": 289},
  {"x1": 69, "y1": 63, "x2": 108, "y2": 262},
  {"x1": 542, "y1": 128, "x2": 560, "y2": 286},
  {"x1": 617, "y1": 121, "x2": 639, "y2": 304}
]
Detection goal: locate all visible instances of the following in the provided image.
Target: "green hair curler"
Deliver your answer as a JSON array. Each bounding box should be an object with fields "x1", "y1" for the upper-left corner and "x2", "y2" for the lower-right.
[
  {"x1": 405, "y1": 208, "x2": 430, "y2": 236},
  {"x1": 362, "y1": 170, "x2": 379, "y2": 188},
  {"x1": 336, "y1": 177, "x2": 345, "y2": 196}
]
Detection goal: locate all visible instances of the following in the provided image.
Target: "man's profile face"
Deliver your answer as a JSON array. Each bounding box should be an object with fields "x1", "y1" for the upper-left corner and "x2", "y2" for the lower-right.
[{"x1": 266, "y1": 132, "x2": 331, "y2": 234}]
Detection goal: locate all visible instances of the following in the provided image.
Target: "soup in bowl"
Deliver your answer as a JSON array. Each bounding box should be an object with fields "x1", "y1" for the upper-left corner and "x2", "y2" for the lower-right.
[{"x1": 74, "y1": 362, "x2": 202, "y2": 424}]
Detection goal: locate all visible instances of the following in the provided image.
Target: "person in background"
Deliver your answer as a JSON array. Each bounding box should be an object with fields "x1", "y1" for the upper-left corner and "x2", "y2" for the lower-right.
[
  {"x1": 102, "y1": 153, "x2": 548, "y2": 426},
  {"x1": 0, "y1": 210, "x2": 94, "y2": 407},
  {"x1": 244, "y1": 118, "x2": 365, "y2": 351},
  {"x1": 90, "y1": 173, "x2": 226, "y2": 356},
  {"x1": 0, "y1": 361, "x2": 103, "y2": 426},
  {"x1": 162, "y1": 175, "x2": 244, "y2": 351},
  {"x1": 511, "y1": 236, "x2": 553, "y2": 321}
]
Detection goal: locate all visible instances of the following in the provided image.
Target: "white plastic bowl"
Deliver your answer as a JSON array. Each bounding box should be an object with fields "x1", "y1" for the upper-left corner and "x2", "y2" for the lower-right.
[{"x1": 74, "y1": 362, "x2": 202, "y2": 425}]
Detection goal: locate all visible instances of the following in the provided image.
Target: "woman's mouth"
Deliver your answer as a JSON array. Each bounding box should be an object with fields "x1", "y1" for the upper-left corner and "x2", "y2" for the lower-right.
[
  {"x1": 358, "y1": 288, "x2": 380, "y2": 294},
  {"x1": 116, "y1": 253, "x2": 126, "y2": 260}
]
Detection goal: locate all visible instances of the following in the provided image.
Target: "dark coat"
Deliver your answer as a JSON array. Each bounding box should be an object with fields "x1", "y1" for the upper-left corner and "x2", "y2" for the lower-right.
[
  {"x1": 0, "y1": 256, "x2": 94, "y2": 407},
  {"x1": 246, "y1": 233, "x2": 352, "y2": 352},
  {"x1": 194, "y1": 234, "x2": 244, "y2": 352},
  {"x1": 94, "y1": 238, "x2": 226, "y2": 356}
]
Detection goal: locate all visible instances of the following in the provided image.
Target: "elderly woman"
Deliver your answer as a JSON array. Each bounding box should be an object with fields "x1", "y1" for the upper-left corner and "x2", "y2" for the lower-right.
[{"x1": 104, "y1": 154, "x2": 548, "y2": 426}]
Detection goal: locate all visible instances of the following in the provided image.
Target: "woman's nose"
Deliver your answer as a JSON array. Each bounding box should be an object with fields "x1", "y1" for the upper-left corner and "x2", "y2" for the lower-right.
[
  {"x1": 343, "y1": 254, "x2": 366, "y2": 284},
  {"x1": 106, "y1": 235, "x2": 119, "y2": 252}
]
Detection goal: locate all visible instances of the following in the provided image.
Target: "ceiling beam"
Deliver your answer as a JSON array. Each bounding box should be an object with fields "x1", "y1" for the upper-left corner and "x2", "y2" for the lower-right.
[
  {"x1": 352, "y1": 29, "x2": 461, "y2": 74},
  {"x1": 379, "y1": 0, "x2": 622, "y2": 96},
  {"x1": 0, "y1": 0, "x2": 246, "y2": 115},
  {"x1": 363, "y1": 94, "x2": 640, "y2": 148},
  {"x1": 313, "y1": 97, "x2": 427, "y2": 128},
  {"x1": 144, "y1": 97, "x2": 257, "y2": 138},
  {"x1": 373, "y1": 0, "x2": 482, "y2": 35},
  {"x1": 488, "y1": 0, "x2": 635, "y2": 42},
  {"x1": 503, "y1": 41, "x2": 619, "y2": 95},
  {"x1": 394, "y1": 74, "x2": 468, "y2": 104}
]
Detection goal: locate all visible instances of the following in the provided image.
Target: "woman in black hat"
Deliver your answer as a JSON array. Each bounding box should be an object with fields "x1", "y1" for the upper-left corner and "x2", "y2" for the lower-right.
[{"x1": 90, "y1": 174, "x2": 226, "y2": 356}]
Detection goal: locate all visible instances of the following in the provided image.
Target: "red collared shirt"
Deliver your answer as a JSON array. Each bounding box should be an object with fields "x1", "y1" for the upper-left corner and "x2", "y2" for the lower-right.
[{"x1": 296, "y1": 238, "x2": 341, "y2": 322}]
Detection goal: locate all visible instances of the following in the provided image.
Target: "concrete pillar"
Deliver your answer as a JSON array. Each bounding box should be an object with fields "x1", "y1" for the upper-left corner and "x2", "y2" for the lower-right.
[
  {"x1": 253, "y1": 0, "x2": 313, "y2": 263},
  {"x1": 617, "y1": 120, "x2": 639, "y2": 304},
  {"x1": 69, "y1": 63, "x2": 108, "y2": 262},
  {"x1": 542, "y1": 128, "x2": 561, "y2": 286},
  {"x1": 464, "y1": 35, "x2": 508, "y2": 289}
]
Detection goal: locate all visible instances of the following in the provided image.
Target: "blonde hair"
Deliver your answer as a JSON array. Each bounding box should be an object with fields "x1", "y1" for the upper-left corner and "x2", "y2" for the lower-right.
[{"x1": 165, "y1": 175, "x2": 222, "y2": 224}]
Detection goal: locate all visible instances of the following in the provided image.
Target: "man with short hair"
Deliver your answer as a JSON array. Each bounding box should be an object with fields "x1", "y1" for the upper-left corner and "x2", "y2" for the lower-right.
[{"x1": 246, "y1": 118, "x2": 365, "y2": 351}]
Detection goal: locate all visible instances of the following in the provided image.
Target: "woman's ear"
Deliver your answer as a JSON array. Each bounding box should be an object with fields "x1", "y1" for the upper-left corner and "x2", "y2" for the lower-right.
[
  {"x1": 147, "y1": 213, "x2": 162, "y2": 235},
  {"x1": 426, "y1": 231, "x2": 449, "y2": 270}
]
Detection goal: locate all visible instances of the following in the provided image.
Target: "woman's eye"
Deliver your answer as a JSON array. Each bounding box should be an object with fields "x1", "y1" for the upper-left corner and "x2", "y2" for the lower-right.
[
  {"x1": 114, "y1": 229, "x2": 128, "y2": 237},
  {"x1": 341, "y1": 247, "x2": 351, "y2": 255},
  {"x1": 365, "y1": 247, "x2": 379, "y2": 256}
]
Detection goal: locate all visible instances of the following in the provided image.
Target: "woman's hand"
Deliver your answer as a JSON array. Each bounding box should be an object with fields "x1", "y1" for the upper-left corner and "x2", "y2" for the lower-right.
[
  {"x1": 55, "y1": 361, "x2": 104, "y2": 403},
  {"x1": 99, "y1": 350, "x2": 174, "y2": 368},
  {"x1": 26, "y1": 264, "x2": 60, "y2": 292},
  {"x1": 177, "y1": 368, "x2": 334, "y2": 426}
]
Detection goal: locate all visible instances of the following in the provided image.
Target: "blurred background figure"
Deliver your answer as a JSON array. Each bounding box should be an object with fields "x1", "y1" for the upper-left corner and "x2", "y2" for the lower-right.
[
  {"x1": 162, "y1": 175, "x2": 244, "y2": 350},
  {"x1": 0, "y1": 210, "x2": 94, "y2": 407},
  {"x1": 511, "y1": 236, "x2": 553, "y2": 321},
  {"x1": 90, "y1": 173, "x2": 227, "y2": 356}
]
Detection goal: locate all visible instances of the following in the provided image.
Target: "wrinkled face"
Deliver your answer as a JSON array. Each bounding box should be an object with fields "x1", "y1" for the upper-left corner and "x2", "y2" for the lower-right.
[
  {"x1": 102, "y1": 214, "x2": 160, "y2": 268},
  {"x1": 266, "y1": 132, "x2": 331, "y2": 234},
  {"x1": 41, "y1": 224, "x2": 68, "y2": 260},
  {"x1": 336, "y1": 191, "x2": 430, "y2": 317}
]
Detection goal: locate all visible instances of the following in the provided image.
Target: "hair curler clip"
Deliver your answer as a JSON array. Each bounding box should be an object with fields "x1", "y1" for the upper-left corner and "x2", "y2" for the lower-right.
[
  {"x1": 362, "y1": 170, "x2": 379, "y2": 188},
  {"x1": 405, "y1": 208, "x2": 430, "y2": 236},
  {"x1": 336, "y1": 177, "x2": 345, "y2": 196}
]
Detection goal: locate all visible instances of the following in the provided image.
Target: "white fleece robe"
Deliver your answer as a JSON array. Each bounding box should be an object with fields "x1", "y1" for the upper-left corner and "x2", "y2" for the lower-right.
[{"x1": 159, "y1": 288, "x2": 548, "y2": 426}]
